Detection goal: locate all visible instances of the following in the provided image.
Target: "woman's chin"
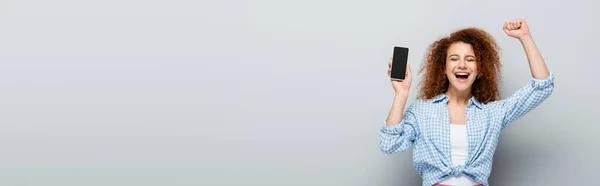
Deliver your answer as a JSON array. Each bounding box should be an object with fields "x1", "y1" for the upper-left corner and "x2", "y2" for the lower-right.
[{"x1": 449, "y1": 82, "x2": 473, "y2": 92}]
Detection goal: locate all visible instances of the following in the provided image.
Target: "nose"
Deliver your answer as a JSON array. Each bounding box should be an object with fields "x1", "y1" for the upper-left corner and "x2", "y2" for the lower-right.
[{"x1": 457, "y1": 60, "x2": 467, "y2": 70}]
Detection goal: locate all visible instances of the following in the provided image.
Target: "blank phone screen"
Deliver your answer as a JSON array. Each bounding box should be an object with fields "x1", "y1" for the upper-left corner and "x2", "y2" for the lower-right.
[{"x1": 391, "y1": 46, "x2": 409, "y2": 80}]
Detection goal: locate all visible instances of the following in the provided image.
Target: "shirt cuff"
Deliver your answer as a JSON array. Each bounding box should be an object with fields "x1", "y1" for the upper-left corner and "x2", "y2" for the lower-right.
[
  {"x1": 531, "y1": 72, "x2": 554, "y2": 89},
  {"x1": 381, "y1": 120, "x2": 402, "y2": 134}
]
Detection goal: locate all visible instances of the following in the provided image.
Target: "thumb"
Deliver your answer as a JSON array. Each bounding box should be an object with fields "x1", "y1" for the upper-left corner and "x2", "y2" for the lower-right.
[
  {"x1": 406, "y1": 64, "x2": 412, "y2": 78},
  {"x1": 502, "y1": 22, "x2": 510, "y2": 33}
]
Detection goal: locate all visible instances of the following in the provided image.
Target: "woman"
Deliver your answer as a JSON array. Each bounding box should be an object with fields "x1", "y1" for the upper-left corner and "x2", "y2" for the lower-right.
[{"x1": 379, "y1": 19, "x2": 554, "y2": 186}]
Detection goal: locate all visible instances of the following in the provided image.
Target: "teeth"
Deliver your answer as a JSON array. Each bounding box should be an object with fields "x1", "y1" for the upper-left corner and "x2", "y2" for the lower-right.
[{"x1": 455, "y1": 72, "x2": 469, "y2": 75}]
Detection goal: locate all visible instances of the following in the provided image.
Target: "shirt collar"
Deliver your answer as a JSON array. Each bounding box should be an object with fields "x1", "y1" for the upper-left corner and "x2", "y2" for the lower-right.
[
  {"x1": 432, "y1": 94, "x2": 448, "y2": 103},
  {"x1": 431, "y1": 94, "x2": 483, "y2": 109}
]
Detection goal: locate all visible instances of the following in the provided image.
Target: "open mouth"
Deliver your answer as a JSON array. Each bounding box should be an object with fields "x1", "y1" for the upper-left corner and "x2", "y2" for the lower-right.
[{"x1": 454, "y1": 72, "x2": 470, "y2": 80}]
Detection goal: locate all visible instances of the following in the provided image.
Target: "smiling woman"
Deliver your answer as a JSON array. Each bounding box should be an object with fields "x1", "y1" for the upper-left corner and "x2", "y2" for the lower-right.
[
  {"x1": 419, "y1": 27, "x2": 502, "y2": 104},
  {"x1": 380, "y1": 19, "x2": 554, "y2": 186}
]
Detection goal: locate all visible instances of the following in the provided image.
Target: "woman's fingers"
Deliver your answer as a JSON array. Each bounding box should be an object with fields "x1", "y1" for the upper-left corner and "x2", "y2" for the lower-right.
[
  {"x1": 504, "y1": 20, "x2": 521, "y2": 30},
  {"x1": 387, "y1": 56, "x2": 393, "y2": 76},
  {"x1": 405, "y1": 64, "x2": 411, "y2": 81}
]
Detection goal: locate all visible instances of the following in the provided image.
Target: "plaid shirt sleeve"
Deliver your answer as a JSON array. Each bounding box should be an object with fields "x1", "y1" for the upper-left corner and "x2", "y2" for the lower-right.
[
  {"x1": 379, "y1": 103, "x2": 421, "y2": 154},
  {"x1": 500, "y1": 72, "x2": 555, "y2": 129}
]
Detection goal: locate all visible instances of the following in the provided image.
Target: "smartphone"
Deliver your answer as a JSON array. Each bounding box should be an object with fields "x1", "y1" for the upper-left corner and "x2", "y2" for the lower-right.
[{"x1": 391, "y1": 46, "x2": 409, "y2": 81}]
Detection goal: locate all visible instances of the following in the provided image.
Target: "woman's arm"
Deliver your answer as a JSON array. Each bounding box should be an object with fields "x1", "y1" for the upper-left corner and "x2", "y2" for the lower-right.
[
  {"x1": 379, "y1": 103, "x2": 420, "y2": 154},
  {"x1": 499, "y1": 19, "x2": 555, "y2": 129},
  {"x1": 379, "y1": 58, "x2": 419, "y2": 153},
  {"x1": 386, "y1": 58, "x2": 413, "y2": 126},
  {"x1": 503, "y1": 19, "x2": 550, "y2": 79}
]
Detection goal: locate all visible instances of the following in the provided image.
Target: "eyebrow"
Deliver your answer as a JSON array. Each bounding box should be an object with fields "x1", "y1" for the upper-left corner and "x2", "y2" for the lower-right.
[{"x1": 448, "y1": 54, "x2": 476, "y2": 58}]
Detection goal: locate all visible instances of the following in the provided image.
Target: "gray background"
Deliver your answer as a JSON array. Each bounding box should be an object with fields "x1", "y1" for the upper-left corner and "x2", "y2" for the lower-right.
[{"x1": 0, "y1": 0, "x2": 597, "y2": 185}]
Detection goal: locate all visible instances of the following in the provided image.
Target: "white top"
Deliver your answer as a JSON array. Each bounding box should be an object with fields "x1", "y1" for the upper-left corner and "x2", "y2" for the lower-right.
[{"x1": 439, "y1": 124, "x2": 477, "y2": 186}]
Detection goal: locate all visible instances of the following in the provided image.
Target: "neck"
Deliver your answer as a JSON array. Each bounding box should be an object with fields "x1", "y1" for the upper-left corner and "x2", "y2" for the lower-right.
[{"x1": 445, "y1": 88, "x2": 472, "y2": 106}]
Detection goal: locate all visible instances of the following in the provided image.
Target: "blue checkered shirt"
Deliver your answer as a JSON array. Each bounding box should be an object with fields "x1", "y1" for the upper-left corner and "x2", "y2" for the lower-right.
[{"x1": 379, "y1": 73, "x2": 554, "y2": 186}]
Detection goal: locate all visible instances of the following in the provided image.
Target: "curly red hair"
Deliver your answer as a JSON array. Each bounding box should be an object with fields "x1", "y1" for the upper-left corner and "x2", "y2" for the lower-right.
[{"x1": 418, "y1": 27, "x2": 502, "y2": 104}]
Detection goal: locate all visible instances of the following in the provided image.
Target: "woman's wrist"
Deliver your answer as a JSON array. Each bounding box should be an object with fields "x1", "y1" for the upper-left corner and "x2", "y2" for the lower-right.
[
  {"x1": 518, "y1": 34, "x2": 533, "y2": 43},
  {"x1": 394, "y1": 91, "x2": 409, "y2": 99}
]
